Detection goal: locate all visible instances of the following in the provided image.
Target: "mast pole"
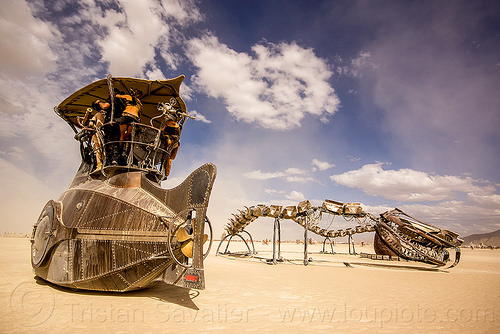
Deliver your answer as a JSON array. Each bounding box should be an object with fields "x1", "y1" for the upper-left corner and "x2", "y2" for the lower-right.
[{"x1": 106, "y1": 74, "x2": 115, "y2": 122}]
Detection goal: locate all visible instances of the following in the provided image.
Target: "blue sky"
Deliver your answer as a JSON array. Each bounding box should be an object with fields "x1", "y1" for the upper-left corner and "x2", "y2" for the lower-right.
[{"x1": 0, "y1": 0, "x2": 499, "y2": 240}]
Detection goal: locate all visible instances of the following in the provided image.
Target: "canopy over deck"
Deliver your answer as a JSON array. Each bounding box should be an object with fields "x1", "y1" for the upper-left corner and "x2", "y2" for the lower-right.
[{"x1": 56, "y1": 76, "x2": 187, "y2": 130}]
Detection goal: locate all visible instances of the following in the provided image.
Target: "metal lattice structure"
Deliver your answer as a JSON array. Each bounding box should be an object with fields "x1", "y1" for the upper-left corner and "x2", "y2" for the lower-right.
[{"x1": 217, "y1": 200, "x2": 463, "y2": 268}]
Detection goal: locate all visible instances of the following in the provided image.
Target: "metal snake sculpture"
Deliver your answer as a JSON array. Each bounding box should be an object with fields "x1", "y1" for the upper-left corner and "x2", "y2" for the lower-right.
[{"x1": 220, "y1": 199, "x2": 463, "y2": 268}]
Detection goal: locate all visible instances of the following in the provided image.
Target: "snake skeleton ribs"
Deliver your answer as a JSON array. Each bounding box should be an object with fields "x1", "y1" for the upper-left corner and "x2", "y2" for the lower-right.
[{"x1": 223, "y1": 200, "x2": 463, "y2": 267}]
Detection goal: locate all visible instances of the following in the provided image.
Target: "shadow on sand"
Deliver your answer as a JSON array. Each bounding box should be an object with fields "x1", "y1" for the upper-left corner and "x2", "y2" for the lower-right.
[{"x1": 34, "y1": 276, "x2": 200, "y2": 310}]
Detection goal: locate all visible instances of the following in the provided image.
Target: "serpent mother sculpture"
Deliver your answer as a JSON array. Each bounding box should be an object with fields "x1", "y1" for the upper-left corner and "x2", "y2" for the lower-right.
[
  {"x1": 218, "y1": 200, "x2": 463, "y2": 268},
  {"x1": 31, "y1": 75, "x2": 216, "y2": 292}
]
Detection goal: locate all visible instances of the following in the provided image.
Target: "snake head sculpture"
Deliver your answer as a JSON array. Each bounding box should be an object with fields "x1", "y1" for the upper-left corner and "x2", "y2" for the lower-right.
[{"x1": 375, "y1": 208, "x2": 463, "y2": 266}]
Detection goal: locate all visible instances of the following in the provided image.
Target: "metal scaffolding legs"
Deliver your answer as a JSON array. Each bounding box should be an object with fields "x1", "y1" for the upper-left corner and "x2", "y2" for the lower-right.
[
  {"x1": 321, "y1": 237, "x2": 335, "y2": 254},
  {"x1": 303, "y1": 216, "x2": 309, "y2": 266},
  {"x1": 216, "y1": 214, "x2": 358, "y2": 266},
  {"x1": 271, "y1": 217, "x2": 282, "y2": 264},
  {"x1": 216, "y1": 230, "x2": 256, "y2": 256},
  {"x1": 348, "y1": 234, "x2": 357, "y2": 255}
]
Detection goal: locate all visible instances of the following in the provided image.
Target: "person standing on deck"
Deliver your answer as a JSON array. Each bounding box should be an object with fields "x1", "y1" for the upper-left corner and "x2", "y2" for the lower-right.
[{"x1": 115, "y1": 89, "x2": 143, "y2": 142}]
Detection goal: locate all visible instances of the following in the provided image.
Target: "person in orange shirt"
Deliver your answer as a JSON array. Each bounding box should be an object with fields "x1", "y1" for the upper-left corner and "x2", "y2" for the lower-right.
[{"x1": 114, "y1": 89, "x2": 143, "y2": 142}]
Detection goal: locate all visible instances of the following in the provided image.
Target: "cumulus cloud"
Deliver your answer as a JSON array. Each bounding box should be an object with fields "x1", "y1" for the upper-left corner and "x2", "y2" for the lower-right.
[
  {"x1": 265, "y1": 188, "x2": 285, "y2": 195},
  {"x1": 330, "y1": 162, "x2": 495, "y2": 202},
  {"x1": 186, "y1": 34, "x2": 340, "y2": 129},
  {"x1": 335, "y1": 51, "x2": 376, "y2": 77},
  {"x1": 286, "y1": 191, "x2": 305, "y2": 201},
  {"x1": 397, "y1": 200, "x2": 500, "y2": 235},
  {"x1": 95, "y1": 0, "x2": 202, "y2": 76},
  {"x1": 285, "y1": 176, "x2": 316, "y2": 183},
  {"x1": 243, "y1": 170, "x2": 286, "y2": 180},
  {"x1": 0, "y1": 1, "x2": 61, "y2": 121},
  {"x1": 16, "y1": 0, "x2": 201, "y2": 83},
  {"x1": 189, "y1": 110, "x2": 211, "y2": 123},
  {"x1": 467, "y1": 193, "x2": 500, "y2": 212},
  {"x1": 312, "y1": 158, "x2": 335, "y2": 171},
  {"x1": 284, "y1": 167, "x2": 305, "y2": 175},
  {"x1": 244, "y1": 167, "x2": 315, "y2": 183},
  {"x1": 0, "y1": 1, "x2": 58, "y2": 78}
]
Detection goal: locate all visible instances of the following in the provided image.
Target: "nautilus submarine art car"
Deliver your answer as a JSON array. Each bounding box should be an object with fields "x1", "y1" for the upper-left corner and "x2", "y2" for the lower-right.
[{"x1": 31, "y1": 75, "x2": 216, "y2": 292}]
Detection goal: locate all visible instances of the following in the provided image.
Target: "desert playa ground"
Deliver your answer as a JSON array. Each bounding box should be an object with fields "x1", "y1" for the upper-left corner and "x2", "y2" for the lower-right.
[{"x1": 1, "y1": 237, "x2": 498, "y2": 333}]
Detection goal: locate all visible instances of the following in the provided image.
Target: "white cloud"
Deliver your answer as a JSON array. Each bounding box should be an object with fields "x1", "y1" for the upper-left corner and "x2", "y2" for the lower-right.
[
  {"x1": 467, "y1": 193, "x2": 500, "y2": 212},
  {"x1": 98, "y1": 1, "x2": 165, "y2": 76},
  {"x1": 359, "y1": 203, "x2": 393, "y2": 215},
  {"x1": 333, "y1": 51, "x2": 376, "y2": 78},
  {"x1": 189, "y1": 110, "x2": 212, "y2": 123},
  {"x1": 284, "y1": 167, "x2": 305, "y2": 175},
  {"x1": 186, "y1": 35, "x2": 340, "y2": 129},
  {"x1": 244, "y1": 167, "x2": 315, "y2": 183},
  {"x1": 160, "y1": 0, "x2": 203, "y2": 24},
  {"x1": 349, "y1": 51, "x2": 376, "y2": 77},
  {"x1": 243, "y1": 170, "x2": 286, "y2": 180},
  {"x1": 397, "y1": 200, "x2": 500, "y2": 236},
  {"x1": 311, "y1": 158, "x2": 335, "y2": 171},
  {"x1": 145, "y1": 67, "x2": 167, "y2": 81},
  {"x1": 96, "y1": 0, "x2": 201, "y2": 76},
  {"x1": 357, "y1": 199, "x2": 499, "y2": 236},
  {"x1": 0, "y1": 0, "x2": 63, "y2": 129},
  {"x1": 330, "y1": 162, "x2": 495, "y2": 202},
  {"x1": 285, "y1": 176, "x2": 316, "y2": 183},
  {"x1": 265, "y1": 188, "x2": 285, "y2": 195},
  {"x1": 0, "y1": 1, "x2": 59, "y2": 78},
  {"x1": 286, "y1": 191, "x2": 305, "y2": 201}
]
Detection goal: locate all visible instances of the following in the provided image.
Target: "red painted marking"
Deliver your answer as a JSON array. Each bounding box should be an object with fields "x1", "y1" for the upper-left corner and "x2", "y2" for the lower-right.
[{"x1": 185, "y1": 274, "x2": 199, "y2": 282}]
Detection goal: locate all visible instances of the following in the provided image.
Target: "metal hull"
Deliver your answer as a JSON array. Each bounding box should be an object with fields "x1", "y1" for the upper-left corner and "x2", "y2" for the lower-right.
[{"x1": 31, "y1": 163, "x2": 216, "y2": 292}]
